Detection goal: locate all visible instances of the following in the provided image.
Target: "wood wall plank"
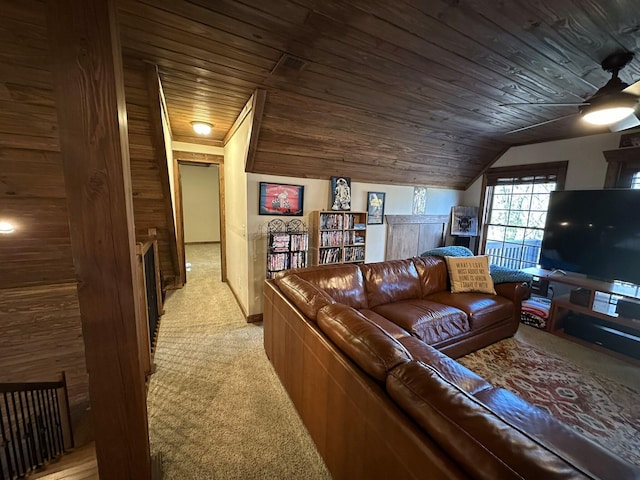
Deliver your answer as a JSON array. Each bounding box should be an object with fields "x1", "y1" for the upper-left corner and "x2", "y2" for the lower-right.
[{"x1": 0, "y1": 283, "x2": 89, "y2": 435}]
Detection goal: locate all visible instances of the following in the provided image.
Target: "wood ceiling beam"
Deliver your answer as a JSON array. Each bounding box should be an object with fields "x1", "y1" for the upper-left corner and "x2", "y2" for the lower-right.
[
  {"x1": 46, "y1": 0, "x2": 152, "y2": 477},
  {"x1": 145, "y1": 63, "x2": 182, "y2": 288}
]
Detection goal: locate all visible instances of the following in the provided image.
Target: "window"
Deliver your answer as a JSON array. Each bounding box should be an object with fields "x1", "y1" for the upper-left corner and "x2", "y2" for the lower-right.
[
  {"x1": 631, "y1": 171, "x2": 640, "y2": 189},
  {"x1": 480, "y1": 162, "x2": 567, "y2": 270}
]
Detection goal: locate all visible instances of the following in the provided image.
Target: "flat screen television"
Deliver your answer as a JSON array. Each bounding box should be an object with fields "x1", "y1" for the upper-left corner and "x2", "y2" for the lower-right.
[{"x1": 539, "y1": 189, "x2": 640, "y2": 285}]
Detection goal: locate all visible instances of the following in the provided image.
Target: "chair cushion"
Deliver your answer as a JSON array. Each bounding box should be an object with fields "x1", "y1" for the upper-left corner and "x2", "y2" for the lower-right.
[
  {"x1": 412, "y1": 256, "x2": 449, "y2": 297},
  {"x1": 317, "y1": 303, "x2": 412, "y2": 384},
  {"x1": 358, "y1": 309, "x2": 412, "y2": 339},
  {"x1": 373, "y1": 299, "x2": 469, "y2": 344},
  {"x1": 360, "y1": 259, "x2": 422, "y2": 308},
  {"x1": 275, "y1": 274, "x2": 335, "y2": 322},
  {"x1": 289, "y1": 264, "x2": 368, "y2": 309},
  {"x1": 387, "y1": 361, "x2": 600, "y2": 480},
  {"x1": 426, "y1": 291, "x2": 513, "y2": 331}
]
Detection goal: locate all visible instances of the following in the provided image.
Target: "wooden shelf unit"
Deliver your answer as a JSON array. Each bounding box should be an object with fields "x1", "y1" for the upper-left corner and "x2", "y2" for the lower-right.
[
  {"x1": 524, "y1": 267, "x2": 640, "y2": 362},
  {"x1": 310, "y1": 211, "x2": 367, "y2": 266}
]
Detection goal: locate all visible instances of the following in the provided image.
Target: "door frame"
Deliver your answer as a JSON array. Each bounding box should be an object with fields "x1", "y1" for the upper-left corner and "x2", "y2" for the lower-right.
[{"x1": 172, "y1": 150, "x2": 226, "y2": 282}]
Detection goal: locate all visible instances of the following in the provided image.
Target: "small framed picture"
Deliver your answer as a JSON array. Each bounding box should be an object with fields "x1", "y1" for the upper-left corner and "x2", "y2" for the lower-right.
[
  {"x1": 451, "y1": 206, "x2": 478, "y2": 236},
  {"x1": 413, "y1": 187, "x2": 427, "y2": 215},
  {"x1": 330, "y1": 176, "x2": 351, "y2": 211},
  {"x1": 367, "y1": 192, "x2": 386, "y2": 224},
  {"x1": 259, "y1": 182, "x2": 304, "y2": 216}
]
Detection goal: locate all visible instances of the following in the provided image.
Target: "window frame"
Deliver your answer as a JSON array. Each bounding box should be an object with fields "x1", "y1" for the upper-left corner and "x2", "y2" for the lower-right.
[
  {"x1": 603, "y1": 146, "x2": 640, "y2": 188},
  {"x1": 479, "y1": 161, "x2": 568, "y2": 268}
]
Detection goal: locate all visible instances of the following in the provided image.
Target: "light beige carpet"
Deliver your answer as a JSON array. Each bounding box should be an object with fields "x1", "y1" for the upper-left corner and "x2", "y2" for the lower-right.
[{"x1": 146, "y1": 244, "x2": 330, "y2": 479}]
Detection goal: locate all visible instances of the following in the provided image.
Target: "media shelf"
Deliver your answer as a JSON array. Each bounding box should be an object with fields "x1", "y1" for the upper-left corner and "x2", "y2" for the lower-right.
[
  {"x1": 266, "y1": 219, "x2": 309, "y2": 279},
  {"x1": 310, "y1": 211, "x2": 367, "y2": 266},
  {"x1": 523, "y1": 267, "x2": 640, "y2": 363}
]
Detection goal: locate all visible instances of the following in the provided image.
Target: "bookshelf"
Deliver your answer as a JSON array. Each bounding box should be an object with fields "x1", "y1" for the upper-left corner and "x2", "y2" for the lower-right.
[
  {"x1": 310, "y1": 211, "x2": 367, "y2": 265},
  {"x1": 266, "y1": 219, "x2": 309, "y2": 279}
]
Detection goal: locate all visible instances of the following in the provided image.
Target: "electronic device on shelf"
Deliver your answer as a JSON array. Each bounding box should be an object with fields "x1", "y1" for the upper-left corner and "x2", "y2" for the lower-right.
[{"x1": 539, "y1": 189, "x2": 640, "y2": 286}]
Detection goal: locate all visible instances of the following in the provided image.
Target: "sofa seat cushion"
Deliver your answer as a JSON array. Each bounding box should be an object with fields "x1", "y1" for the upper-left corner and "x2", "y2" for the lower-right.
[
  {"x1": 397, "y1": 336, "x2": 491, "y2": 395},
  {"x1": 425, "y1": 291, "x2": 513, "y2": 331},
  {"x1": 360, "y1": 259, "x2": 422, "y2": 308},
  {"x1": 372, "y1": 300, "x2": 469, "y2": 344},
  {"x1": 274, "y1": 274, "x2": 335, "y2": 322},
  {"x1": 358, "y1": 309, "x2": 412, "y2": 339},
  {"x1": 387, "y1": 361, "x2": 601, "y2": 480},
  {"x1": 287, "y1": 264, "x2": 368, "y2": 309},
  {"x1": 317, "y1": 303, "x2": 412, "y2": 384}
]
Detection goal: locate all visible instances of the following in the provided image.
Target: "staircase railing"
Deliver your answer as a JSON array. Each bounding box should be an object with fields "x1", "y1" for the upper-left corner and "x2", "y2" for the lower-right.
[{"x1": 0, "y1": 373, "x2": 73, "y2": 480}]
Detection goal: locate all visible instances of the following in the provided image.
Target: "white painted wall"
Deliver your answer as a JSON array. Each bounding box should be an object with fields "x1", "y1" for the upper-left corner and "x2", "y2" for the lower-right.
[
  {"x1": 223, "y1": 110, "x2": 253, "y2": 315},
  {"x1": 462, "y1": 131, "x2": 625, "y2": 206},
  {"x1": 181, "y1": 164, "x2": 220, "y2": 243},
  {"x1": 246, "y1": 174, "x2": 462, "y2": 315}
]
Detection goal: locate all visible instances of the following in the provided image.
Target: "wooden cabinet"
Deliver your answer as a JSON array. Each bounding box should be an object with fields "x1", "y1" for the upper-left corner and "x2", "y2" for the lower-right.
[
  {"x1": 310, "y1": 211, "x2": 367, "y2": 265},
  {"x1": 266, "y1": 219, "x2": 309, "y2": 279}
]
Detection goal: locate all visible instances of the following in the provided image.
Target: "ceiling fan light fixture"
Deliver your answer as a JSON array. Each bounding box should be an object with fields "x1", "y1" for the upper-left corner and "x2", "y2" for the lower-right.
[
  {"x1": 582, "y1": 106, "x2": 635, "y2": 125},
  {"x1": 580, "y1": 94, "x2": 637, "y2": 126},
  {"x1": 191, "y1": 121, "x2": 213, "y2": 135}
]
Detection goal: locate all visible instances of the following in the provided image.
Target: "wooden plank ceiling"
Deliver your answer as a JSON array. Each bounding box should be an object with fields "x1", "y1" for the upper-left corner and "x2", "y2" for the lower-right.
[{"x1": 118, "y1": 0, "x2": 640, "y2": 189}]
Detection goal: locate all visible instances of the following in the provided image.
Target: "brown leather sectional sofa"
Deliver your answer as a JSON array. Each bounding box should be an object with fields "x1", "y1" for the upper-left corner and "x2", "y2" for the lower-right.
[{"x1": 263, "y1": 257, "x2": 639, "y2": 479}]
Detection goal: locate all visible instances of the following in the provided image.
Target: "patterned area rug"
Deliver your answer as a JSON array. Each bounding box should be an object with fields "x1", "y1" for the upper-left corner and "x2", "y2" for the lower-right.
[{"x1": 458, "y1": 337, "x2": 640, "y2": 466}]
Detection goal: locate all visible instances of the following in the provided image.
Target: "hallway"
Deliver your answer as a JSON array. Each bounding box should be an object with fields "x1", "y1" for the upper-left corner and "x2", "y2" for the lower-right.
[{"x1": 146, "y1": 244, "x2": 329, "y2": 479}]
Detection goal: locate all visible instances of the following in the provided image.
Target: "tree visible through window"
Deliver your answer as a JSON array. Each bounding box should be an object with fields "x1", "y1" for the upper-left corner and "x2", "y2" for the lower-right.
[{"x1": 481, "y1": 162, "x2": 568, "y2": 270}]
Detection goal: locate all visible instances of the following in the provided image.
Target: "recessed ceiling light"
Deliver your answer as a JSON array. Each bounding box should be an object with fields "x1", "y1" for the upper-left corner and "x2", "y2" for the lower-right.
[
  {"x1": 191, "y1": 121, "x2": 213, "y2": 135},
  {"x1": 0, "y1": 221, "x2": 15, "y2": 234}
]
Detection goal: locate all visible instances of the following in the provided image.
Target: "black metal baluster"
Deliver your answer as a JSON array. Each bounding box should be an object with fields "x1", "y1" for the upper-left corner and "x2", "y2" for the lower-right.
[
  {"x1": 39, "y1": 389, "x2": 55, "y2": 460},
  {"x1": 44, "y1": 389, "x2": 61, "y2": 456},
  {"x1": 35, "y1": 390, "x2": 49, "y2": 460},
  {"x1": 3, "y1": 393, "x2": 19, "y2": 478},
  {"x1": 9, "y1": 392, "x2": 26, "y2": 476},
  {"x1": 0, "y1": 394, "x2": 14, "y2": 480},
  {"x1": 27, "y1": 390, "x2": 43, "y2": 467},
  {"x1": 17, "y1": 392, "x2": 35, "y2": 471},
  {"x1": 52, "y1": 390, "x2": 65, "y2": 453}
]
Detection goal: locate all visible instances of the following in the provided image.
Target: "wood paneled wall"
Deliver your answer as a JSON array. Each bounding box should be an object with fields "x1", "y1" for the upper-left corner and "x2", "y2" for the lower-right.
[
  {"x1": 0, "y1": 0, "x2": 89, "y2": 434},
  {"x1": 0, "y1": 284, "x2": 88, "y2": 428},
  {"x1": 123, "y1": 60, "x2": 180, "y2": 287}
]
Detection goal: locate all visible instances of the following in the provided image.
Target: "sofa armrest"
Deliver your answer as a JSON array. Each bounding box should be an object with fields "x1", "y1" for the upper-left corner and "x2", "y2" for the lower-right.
[{"x1": 494, "y1": 281, "x2": 530, "y2": 304}]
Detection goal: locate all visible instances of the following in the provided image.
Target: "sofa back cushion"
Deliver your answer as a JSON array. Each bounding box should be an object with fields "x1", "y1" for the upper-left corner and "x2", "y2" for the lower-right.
[
  {"x1": 275, "y1": 274, "x2": 336, "y2": 322},
  {"x1": 290, "y1": 264, "x2": 368, "y2": 309},
  {"x1": 387, "y1": 361, "x2": 598, "y2": 480},
  {"x1": 317, "y1": 303, "x2": 411, "y2": 383},
  {"x1": 360, "y1": 259, "x2": 422, "y2": 308},
  {"x1": 413, "y1": 256, "x2": 449, "y2": 297}
]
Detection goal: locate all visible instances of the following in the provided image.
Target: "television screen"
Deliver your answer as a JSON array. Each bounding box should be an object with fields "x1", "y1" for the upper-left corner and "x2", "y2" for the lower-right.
[{"x1": 539, "y1": 189, "x2": 640, "y2": 285}]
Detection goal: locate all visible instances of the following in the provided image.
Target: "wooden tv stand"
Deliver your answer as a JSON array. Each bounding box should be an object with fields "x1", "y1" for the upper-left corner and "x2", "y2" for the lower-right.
[{"x1": 523, "y1": 268, "x2": 640, "y2": 363}]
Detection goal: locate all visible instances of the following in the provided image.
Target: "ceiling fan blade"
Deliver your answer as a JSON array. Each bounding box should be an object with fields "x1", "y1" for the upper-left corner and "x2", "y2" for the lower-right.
[
  {"x1": 505, "y1": 113, "x2": 579, "y2": 135},
  {"x1": 622, "y1": 79, "x2": 640, "y2": 96},
  {"x1": 499, "y1": 102, "x2": 588, "y2": 107}
]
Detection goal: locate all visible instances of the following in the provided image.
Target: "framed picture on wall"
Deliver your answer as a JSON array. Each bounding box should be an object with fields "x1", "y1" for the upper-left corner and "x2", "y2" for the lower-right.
[
  {"x1": 259, "y1": 182, "x2": 304, "y2": 216},
  {"x1": 367, "y1": 192, "x2": 386, "y2": 224},
  {"x1": 413, "y1": 187, "x2": 427, "y2": 215},
  {"x1": 451, "y1": 206, "x2": 478, "y2": 236},
  {"x1": 330, "y1": 176, "x2": 351, "y2": 211}
]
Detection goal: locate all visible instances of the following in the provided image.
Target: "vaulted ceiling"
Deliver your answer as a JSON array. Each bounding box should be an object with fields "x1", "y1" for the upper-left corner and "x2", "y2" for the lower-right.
[{"x1": 118, "y1": 0, "x2": 640, "y2": 189}]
